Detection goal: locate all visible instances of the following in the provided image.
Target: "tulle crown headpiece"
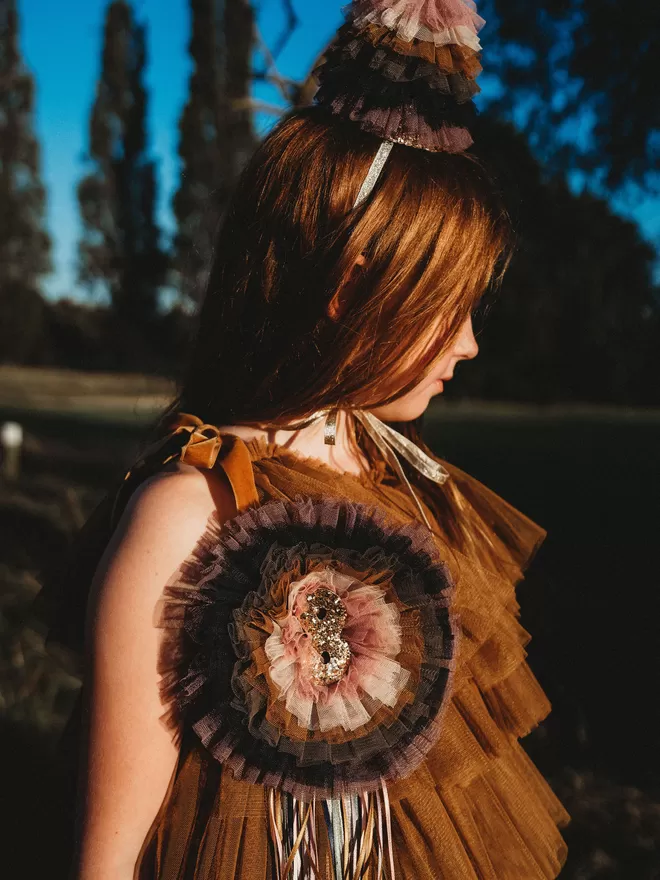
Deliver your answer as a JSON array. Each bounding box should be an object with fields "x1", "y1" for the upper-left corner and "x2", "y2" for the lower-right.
[{"x1": 314, "y1": 0, "x2": 485, "y2": 206}]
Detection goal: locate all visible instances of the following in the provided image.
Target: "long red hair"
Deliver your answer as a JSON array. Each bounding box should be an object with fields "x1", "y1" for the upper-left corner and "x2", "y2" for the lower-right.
[
  {"x1": 177, "y1": 106, "x2": 510, "y2": 423},
  {"x1": 167, "y1": 106, "x2": 512, "y2": 548},
  {"x1": 39, "y1": 108, "x2": 515, "y2": 655}
]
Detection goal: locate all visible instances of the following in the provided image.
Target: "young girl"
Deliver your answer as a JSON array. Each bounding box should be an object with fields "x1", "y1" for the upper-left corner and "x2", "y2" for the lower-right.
[{"x1": 44, "y1": 1, "x2": 570, "y2": 877}]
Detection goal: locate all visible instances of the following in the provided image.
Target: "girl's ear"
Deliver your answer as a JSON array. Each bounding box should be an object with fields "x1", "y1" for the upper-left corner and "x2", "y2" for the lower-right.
[{"x1": 327, "y1": 254, "x2": 367, "y2": 321}]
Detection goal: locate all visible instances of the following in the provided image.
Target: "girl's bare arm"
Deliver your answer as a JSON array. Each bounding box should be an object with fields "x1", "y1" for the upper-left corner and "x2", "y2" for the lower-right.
[{"x1": 73, "y1": 466, "x2": 234, "y2": 878}]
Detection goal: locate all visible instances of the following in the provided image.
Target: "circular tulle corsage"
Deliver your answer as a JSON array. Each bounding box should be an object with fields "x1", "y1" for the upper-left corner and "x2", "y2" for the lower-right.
[{"x1": 158, "y1": 496, "x2": 457, "y2": 799}]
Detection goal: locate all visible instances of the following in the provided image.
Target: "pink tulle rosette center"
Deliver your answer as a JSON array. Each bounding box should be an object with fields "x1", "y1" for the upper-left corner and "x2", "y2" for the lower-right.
[{"x1": 264, "y1": 568, "x2": 409, "y2": 732}]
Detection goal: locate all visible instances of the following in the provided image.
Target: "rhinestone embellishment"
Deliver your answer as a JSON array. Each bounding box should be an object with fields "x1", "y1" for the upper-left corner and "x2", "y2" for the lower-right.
[{"x1": 300, "y1": 587, "x2": 352, "y2": 685}]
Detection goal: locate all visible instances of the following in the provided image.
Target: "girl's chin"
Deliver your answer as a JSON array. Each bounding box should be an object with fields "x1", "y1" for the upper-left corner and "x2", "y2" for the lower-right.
[
  {"x1": 370, "y1": 379, "x2": 445, "y2": 422},
  {"x1": 388, "y1": 395, "x2": 441, "y2": 422}
]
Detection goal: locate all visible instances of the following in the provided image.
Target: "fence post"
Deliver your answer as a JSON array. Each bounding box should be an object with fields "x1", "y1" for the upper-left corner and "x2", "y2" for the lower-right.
[{"x1": 1, "y1": 421, "x2": 24, "y2": 481}]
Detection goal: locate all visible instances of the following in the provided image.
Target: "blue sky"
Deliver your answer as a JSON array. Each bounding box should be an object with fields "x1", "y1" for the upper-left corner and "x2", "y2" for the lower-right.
[
  {"x1": 18, "y1": 0, "x2": 660, "y2": 298},
  {"x1": 21, "y1": 0, "x2": 344, "y2": 298}
]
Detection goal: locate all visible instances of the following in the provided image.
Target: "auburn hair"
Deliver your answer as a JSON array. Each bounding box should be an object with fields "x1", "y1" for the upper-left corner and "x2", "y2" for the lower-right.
[
  {"x1": 170, "y1": 106, "x2": 512, "y2": 548},
  {"x1": 178, "y1": 105, "x2": 510, "y2": 422}
]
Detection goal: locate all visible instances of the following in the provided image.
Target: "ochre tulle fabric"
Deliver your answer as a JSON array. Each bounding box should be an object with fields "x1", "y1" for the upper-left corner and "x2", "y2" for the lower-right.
[{"x1": 135, "y1": 431, "x2": 569, "y2": 878}]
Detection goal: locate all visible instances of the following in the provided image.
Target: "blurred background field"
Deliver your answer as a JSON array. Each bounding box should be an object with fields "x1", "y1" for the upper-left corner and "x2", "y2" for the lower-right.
[{"x1": 2, "y1": 0, "x2": 660, "y2": 875}]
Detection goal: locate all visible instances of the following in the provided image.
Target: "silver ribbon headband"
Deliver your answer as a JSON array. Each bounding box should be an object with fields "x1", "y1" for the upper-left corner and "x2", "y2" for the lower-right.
[
  {"x1": 353, "y1": 141, "x2": 394, "y2": 209},
  {"x1": 314, "y1": 407, "x2": 449, "y2": 531}
]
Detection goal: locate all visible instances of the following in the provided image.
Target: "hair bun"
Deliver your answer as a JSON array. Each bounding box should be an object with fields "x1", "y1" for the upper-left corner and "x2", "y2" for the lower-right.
[{"x1": 314, "y1": 0, "x2": 485, "y2": 152}]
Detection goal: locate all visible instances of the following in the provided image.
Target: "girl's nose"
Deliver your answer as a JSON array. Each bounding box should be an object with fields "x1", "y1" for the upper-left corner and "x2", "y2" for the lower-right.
[{"x1": 455, "y1": 316, "x2": 479, "y2": 361}]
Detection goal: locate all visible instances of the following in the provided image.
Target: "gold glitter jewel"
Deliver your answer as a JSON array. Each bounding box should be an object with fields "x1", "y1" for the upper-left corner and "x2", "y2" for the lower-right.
[{"x1": 300, "y1": 587, "x2": 352, "y2": 685}]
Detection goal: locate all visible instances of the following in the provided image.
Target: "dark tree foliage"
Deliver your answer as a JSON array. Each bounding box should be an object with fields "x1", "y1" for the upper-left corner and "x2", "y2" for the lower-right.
[
  {"x1": 451, "y1": 118, "x2": 660, "y2": 405},
  {"x1": 483, "y1": 0, "x2": 660, "y2": 190},
  {"x1": 173, "y1": 0, "x2": 255, "y2": 303},
  {"x1": 77, "y1": 1, "x2": 167, "y2": 339},
  {"x1": 0, "y1": 0, "x2": 51, "y2": 363}
]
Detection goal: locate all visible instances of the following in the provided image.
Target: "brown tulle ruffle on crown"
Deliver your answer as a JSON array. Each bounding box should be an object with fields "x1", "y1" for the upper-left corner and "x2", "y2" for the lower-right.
[{"x1": 314, "y1": 0, "x2": 485, "y2": 151}]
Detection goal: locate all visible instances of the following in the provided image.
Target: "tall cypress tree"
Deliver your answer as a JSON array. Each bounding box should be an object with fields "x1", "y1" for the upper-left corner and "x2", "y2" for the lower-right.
[
  {"x1": 77, "y1": 0, "x2": 166, "y2": 331},
  {"x1": 173, "y1": 0, "x2": 255, "y2": 302},
  {"x1": 0, "y1": 0, "x2": 51, "y2": 361}
]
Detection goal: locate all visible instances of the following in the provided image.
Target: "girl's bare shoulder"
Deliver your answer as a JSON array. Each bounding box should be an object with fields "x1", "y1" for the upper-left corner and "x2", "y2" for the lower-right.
[
  {"x1": 86, "y1": 461, "x2": 237, "y2": 632},
  {"x1": 112, "y1": 460, "x2": 237, "y2": 559}
]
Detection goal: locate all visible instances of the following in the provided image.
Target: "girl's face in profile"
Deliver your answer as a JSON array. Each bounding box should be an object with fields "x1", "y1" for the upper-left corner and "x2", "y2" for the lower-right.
[{"x1": 369, "y1": 315, "x2": 479, "y2": 422}]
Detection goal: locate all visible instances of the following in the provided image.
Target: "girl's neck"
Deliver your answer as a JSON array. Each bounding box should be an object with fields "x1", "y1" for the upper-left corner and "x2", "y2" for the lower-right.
[{"x1": 216, "y1": 409, "x2": 371, "y2": 478}]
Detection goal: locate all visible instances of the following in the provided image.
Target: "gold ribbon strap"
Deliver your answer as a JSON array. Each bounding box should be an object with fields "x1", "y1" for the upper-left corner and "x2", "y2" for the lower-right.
[
  {"x1": 122, "y1": 413, "x2": 258, "y2": 512},
  {"x1": 173, "y1": 413, "x2": 260, "y2": 509},
  {"x1": 155, "y1": 412, "x2": 224, "y2": 470},
  {"x1": 177, "y1": 424, "x2": 224, "y2": 469},
  {"x1": 125, "y1": 412, "x2": 224, "y2": 475}
]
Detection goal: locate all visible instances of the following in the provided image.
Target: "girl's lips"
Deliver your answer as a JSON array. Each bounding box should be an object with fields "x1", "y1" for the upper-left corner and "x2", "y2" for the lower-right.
[{"x1": 431, "y1": 373, "x2": 454, "y2": 392}]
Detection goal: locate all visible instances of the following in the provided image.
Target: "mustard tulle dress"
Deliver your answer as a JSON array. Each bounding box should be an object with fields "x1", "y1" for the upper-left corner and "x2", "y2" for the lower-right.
[
  {"x1": 37, "y1": 412, "x2": 569, "y2": 878},
  {"x1": 125, "y1": 417, "x2": 569, "y2": 880}
]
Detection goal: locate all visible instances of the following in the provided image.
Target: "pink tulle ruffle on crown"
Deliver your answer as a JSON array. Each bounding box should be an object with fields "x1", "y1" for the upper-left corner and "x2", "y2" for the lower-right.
[{"x1": 350, "y1": 0, "x2": 485, "y2": 48}]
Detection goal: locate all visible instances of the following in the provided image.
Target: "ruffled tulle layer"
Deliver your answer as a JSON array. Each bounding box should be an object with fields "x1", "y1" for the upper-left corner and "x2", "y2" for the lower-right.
[
  {"x1": 353, "y1": 14, "x2": 483, "y2": 51},
  {"x1": 333, "y1": 104, "x2": 474, "y2": 152},
  {"x1": 314, "y1": 0, "x2": 485, "y2": 152},
  {"x1": 360, "y1": 22, "x2": 483, "y2": 76},
  {"x1": 157, "y1": 497, "x2": 457, "y2": 800},
  {"x1": 138, "y1": 737, "x2": 567, "y2": 879},
  {"x1": 349, "y1": 0, "x2": 485, "y2": 48},
  {"x1": 314, "y1": 58, "x2": 478, "y2": 151},
  {"x1": 135, "y1": 436, "x2": 569, "y2": 878},
  {"x1": 325, "y1": 31, "x2": 480, "y2": 101}
]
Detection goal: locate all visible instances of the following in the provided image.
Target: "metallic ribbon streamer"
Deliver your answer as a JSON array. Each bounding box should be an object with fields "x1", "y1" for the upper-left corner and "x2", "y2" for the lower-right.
[
  {"x1": 315, "y1": 407, "x2": 449, "y2": 531},
  {"x1": 381, "y1": 781, "x2": 396, "y2": 880},
  {"x1": 269, "y1": 785, "x2": 395, "y2": 879},
  {"x1": 330, "y1": 798, "x2": 344, "y2": 879}
]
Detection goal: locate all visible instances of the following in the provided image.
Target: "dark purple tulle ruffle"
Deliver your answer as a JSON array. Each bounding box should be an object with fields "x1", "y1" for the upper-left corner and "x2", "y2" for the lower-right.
[
  {"x1": 158, "y1": 496, "x2": 457, "y2": 800},
  {"x1": 312, "y1": 8, "x2": 483, "y2": 152}
]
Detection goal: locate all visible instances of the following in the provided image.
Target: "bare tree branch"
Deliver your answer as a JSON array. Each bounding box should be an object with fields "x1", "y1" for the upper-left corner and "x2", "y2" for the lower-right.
[{"x1": 268, "y1": 0, "x2": 298, "y2": 59}]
